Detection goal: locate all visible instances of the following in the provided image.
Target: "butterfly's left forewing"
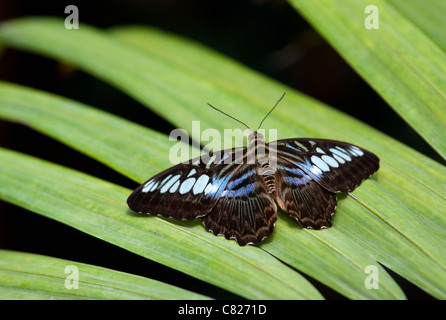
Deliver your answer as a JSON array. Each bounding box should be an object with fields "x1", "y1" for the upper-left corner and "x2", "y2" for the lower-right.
[{"x1": 127, "y1": 148, "x2": 243, "y2": 220}]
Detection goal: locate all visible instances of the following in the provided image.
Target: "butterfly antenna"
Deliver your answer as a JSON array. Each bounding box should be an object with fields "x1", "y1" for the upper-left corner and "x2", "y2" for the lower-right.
[
  {"x1": 257, "y1": 92, "x2": 286, "y2": 130},
  {"x1": 207, "y1": 103, "x2": 253, "y2": 132}
]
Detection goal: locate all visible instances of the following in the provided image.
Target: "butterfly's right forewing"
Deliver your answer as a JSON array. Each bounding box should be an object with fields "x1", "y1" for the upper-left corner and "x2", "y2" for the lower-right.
[{"x1": 275, "y1": 138, "x2": 380, "y2": 193}]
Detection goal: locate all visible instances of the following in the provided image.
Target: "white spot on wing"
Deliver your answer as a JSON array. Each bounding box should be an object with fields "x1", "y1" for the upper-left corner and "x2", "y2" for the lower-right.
[
  {"x1": 193, "y1": 175, "x2": 210, "y2": 195},
  {"x1": 332, "y1": 153, "x2": 345, "y2": 164},
  {"x1": 179, "y1": 177, "x2": 196, "y2": 194},
  {"x1": 160, "y1": 174, "x2": 173, "y2": 186},
  {"x1": 350, "y1": 146, "x2": 364, "y2": 156},
  {"x1": 142, "y1": 180, "x2": 154, "y2": 193},
  {"x1": 204, "y1": 183, "x2": 219, "y2": 196},
  {"x1": 321, "y1": 155, "x2": 339, "y2": 168},
  {"x1": 311, "y1": 155, "x2": 330, "y2": 172},
  {"x1": 160, "y1": 174, "x2": 181, "y2": 193},
  {"x1": 333, "y1": 147, "x2": 352, "y2": 162},
  {"x1": 187, "y1": 169, "x2": 197, "y2": 177},
  {"x1": 316, "y1": 147, "x2": 325, "y2": 154},
  {"x1": 294, "y1": 141, "x2": 308, "y2": 152},
  {"x1": 169, "y1": 180, "x2": 180, "y2": 193},
  {"x1": 149, "y1": 181, "x2": 159, "y2": 192},
  {"x1": 310, "y1": 165, "x2": 323, "y2": 176}
]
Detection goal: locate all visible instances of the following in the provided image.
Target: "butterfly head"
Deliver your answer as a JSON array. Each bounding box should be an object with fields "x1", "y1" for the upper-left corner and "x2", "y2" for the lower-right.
[{"x1": 248, "y1": 131, "x2": 265, "y2": 144}]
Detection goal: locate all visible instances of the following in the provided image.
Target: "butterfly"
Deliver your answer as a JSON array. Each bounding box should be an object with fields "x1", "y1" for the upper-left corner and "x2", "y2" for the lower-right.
[{"x1": 127, "y1": 93, "x2": 380, "y2": 246}]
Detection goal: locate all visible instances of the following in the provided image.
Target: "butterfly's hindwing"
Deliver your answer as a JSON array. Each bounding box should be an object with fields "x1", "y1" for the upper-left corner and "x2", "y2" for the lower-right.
[
  {"x1": 202, "y1": 163, "x2": 277, "y2": 246},
  {"x1": 275, "y1": 138, "x2": 380, "y2": 193},
  {"x1": 274, "y1": 157, "x2": 337, "y2": 229}
]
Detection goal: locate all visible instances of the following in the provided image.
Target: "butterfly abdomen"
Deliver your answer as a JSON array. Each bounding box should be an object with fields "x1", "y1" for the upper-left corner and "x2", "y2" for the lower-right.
[{"x1": 260, "y1": 170, "x2": 276, "y2": 194}]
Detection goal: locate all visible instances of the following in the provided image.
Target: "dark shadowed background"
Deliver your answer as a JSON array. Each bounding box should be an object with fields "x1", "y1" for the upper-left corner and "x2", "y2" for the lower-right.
[{"x1": 0, "y1": 0, "x2": 439, "y2": 299}]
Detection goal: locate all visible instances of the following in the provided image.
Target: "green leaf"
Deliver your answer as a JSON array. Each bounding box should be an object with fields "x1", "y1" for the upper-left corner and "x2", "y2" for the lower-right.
[
  {"x1": 0, "y1": 146, "x2": 322, "y2": 300},
  {"x1": 288, "y1": 0, "x2": 446, "y2": 160},
  {"x1": 0, "y1": 249, "x2": 209, "y2": 299},
  {"x1": 0, "y1": 80, "x2": 179, "y2": 183},
  {"x1": 0, "y1": 16, "x2": 445, "y2": 298},
  {"x1": 387, "y1": 0, "x2": 446, "y2": 51}
]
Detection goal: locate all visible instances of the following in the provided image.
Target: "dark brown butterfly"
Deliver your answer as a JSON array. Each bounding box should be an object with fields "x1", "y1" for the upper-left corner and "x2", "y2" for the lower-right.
[{"x1": 127, "y1": 94, "x2": 379, "y2": 245}]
